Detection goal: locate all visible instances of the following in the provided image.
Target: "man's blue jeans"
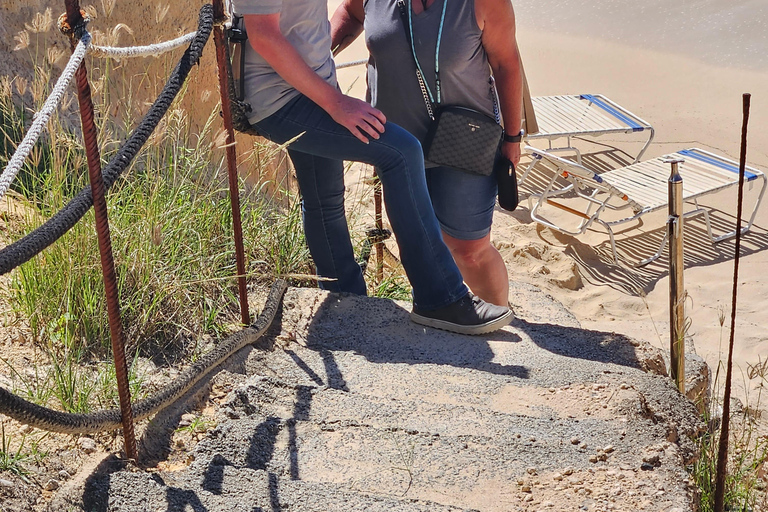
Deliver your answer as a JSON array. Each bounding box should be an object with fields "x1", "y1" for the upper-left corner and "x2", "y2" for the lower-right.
[{"x1": 252, "y1": 94, "x2": 468, "y2": 310}]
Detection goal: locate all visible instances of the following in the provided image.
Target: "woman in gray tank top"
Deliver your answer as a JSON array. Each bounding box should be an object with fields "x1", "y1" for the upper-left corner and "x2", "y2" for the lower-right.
[{"x1": 331, "y1": 0, "x2": 523, "y2": 307}]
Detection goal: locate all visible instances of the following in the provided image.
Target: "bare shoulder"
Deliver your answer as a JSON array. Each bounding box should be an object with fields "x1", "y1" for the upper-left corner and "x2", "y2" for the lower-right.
[{"x1": 474, "y1": 0, "x2": 515, "y2": 32}]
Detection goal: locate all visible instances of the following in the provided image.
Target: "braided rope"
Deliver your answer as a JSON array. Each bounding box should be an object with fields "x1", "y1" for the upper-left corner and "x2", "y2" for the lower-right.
[
  {"x1": 0, "y1": 4, "x2": 214, "y2": 276},
  {"x1": 88, "y1": 31, "x2": 197, "y2": 59},
  {"x1": 0, "y1": 279, "x2": 287, "y2": 434},
  {"x1": 0, "y1": 35, "x2": 90, "y2": 202},
  {"x1": 336, "y1": 58, "x2": 367, "y2": 70}
]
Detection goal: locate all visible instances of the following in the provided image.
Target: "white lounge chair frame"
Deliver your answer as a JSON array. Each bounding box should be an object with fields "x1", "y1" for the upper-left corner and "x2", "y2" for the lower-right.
[
  {"x1": 525, "y1": 147, "x2": 767, "y2": 265},
  {"x1": 520, "y1": 94, "x2": 654, "y2": 185}
]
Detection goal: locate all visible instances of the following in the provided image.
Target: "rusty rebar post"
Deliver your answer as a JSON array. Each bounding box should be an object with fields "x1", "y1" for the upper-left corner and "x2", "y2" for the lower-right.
[
  {"x1": 212, "y1": 0, "x2": 251, "y2": 325},
  {"x1": 61, "y1": 0, "x2": 137, "y2": 460},
  {"x1": 373, "y1": 172, "x2": 384, "y2": 285},
  {"x1": 714, "y1": 92, "x2": 751, "y2": 512}
]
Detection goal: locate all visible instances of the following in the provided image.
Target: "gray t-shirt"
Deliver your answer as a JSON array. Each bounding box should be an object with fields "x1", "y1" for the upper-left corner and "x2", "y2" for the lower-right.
[{"x1": 232, "y1": 0, "x2": 338, "y2": 123}]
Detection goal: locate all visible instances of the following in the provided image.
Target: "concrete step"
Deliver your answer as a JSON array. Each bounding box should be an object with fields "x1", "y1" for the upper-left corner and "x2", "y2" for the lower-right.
[
  {"x1": 91, "y1": 466, "x2": 472, "y2": 512},
  {"x1": 63, "y1": 286, "x2": 703, "y2": 511}
]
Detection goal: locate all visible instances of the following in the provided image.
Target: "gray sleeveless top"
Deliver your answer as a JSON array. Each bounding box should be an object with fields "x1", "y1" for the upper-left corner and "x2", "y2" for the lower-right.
[{"x1": 364, "y1": 0, "x2": 495, "y2": 146}]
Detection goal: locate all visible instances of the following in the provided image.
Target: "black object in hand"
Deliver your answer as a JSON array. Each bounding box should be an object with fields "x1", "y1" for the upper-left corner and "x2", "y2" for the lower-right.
[{"x1": 495, "y1": 156, "x2": 519, "y2": 211}]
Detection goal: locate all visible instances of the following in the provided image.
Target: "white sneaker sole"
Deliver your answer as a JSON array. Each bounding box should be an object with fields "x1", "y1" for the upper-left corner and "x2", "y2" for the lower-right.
[{"x1": 409, "y1": 309, "x2": 514, "y2": 335}]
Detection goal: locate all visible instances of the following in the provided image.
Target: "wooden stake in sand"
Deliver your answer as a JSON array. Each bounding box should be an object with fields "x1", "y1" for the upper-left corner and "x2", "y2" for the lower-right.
[{"x1": 714, "y1": 93, "x2": 751, "y2": 512}]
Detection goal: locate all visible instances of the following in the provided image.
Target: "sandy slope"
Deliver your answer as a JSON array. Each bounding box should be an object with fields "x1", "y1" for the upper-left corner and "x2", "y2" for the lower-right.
[{"x1": 331, "y1": 0, "x2": 768, "y2": 408}]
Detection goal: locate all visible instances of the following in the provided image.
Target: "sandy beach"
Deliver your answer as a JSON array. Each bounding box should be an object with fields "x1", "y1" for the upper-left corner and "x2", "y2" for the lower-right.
[{"x1": 332, "y1": 0, "x2": 768, "y2": 408}]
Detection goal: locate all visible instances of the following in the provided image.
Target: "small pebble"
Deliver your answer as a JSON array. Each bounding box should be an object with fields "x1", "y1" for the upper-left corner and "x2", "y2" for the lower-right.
[
  {"x1": 563, "y1": 468, "x2": 574, "y2": 475},
  {"x1": 0, "y1": 478, "x2": 14, "y2": 488},
  {"x1": 523, "y1": 494, "x2": 533, "y2": 502},
  {"x1": 589, "y1": 455, "x2": 599, "y2": 463},
  {"x1": 553, "y1": 473, "x2": 563, "y2": 481},
  {"x1": 526, "y1": 467, "x2": 537, "y2": 475},
  {"x1": 44, "y1": 479, "x2": 60, "y2": 491},
  {"x1": 571, "y1": 437, "x2": 580, "y2": 445},
  {"x1": 179, "y1": 413, "x2": 196, "y2": 428},
  {"x1": 604, "y1": 445, "x2": 615, "y2": 453},
  {"x1": 548, "y1": 387, "x2": 556, "y2": 393},
  {"x1": 521, "y1": 484, "x2": 532, "y2": 492},
  {"x1": 78, "y1": 437, "x2": 97, "y2": 454},
  {"x1": 58, "y1": 470, "x2": 71, "y2": 480}
]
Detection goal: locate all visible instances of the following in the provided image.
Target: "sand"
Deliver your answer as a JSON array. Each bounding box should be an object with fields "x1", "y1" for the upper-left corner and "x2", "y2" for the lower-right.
[{"x1": 331, "y1": 0, "x2": 768, "y2": 409}]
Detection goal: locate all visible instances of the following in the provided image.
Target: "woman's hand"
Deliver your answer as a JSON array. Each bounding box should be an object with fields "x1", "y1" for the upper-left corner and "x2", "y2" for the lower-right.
[
  {"x1": 328, "y1": 95, "x2": 387, "y2": 143},
  {"x1": 501, "y1": 141, "x2": 521, "y2": 168}
]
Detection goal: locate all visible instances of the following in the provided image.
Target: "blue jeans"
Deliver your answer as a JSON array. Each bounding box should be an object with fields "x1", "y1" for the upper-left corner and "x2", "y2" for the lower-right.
[
  {"x1": 426, "y1": 165, "x2": 497, "y2": 240},
  {"x1": 252, "y1": 94, "x2": 468, "y2": 310}
]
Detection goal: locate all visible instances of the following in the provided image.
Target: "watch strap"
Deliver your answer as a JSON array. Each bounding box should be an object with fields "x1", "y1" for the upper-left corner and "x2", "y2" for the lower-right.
[{"x1": 503, "y1": 130, "x2": 524, "y2": 143}]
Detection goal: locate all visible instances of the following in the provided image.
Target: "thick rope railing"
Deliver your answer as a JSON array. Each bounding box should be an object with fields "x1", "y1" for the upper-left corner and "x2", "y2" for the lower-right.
[
  {"x1": 0, "y1": 279, "x2": 287, "y2": 434},
  {"x1": 0, "y1": 29, "x2": 201, "y2": 204},
  {"x1": 0, "y1": 35, "x2": 90, "y2": 202},
  {"x1": 88, "y1": 31, "x2": 197, "y2": 59},
  {"x1": 0, "y1": 6, "x2": 213, "y2": 276},
  {"x1": 0, "y1": 0, "x2": 287, "y2": 438}
]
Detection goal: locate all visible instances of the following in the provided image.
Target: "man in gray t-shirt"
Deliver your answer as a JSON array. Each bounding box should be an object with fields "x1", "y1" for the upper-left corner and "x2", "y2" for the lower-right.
[
  {"x1": 230, "y1": 0, "x2": 513, "y2": 335},
  {"x1": 233, "y1": 0, "x2": 338, "y2": 124}
]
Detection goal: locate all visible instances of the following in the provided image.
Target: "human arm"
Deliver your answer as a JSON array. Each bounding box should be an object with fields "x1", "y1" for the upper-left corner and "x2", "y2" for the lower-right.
[
  {"x1": 243, "y1": 13, "x2": 384, "y2": 142},
  {"x1": 475, "y1": 0, "x2": 523, "y2": 166},
  {"x1": 330, "y1": 0, "x2": 366, "y2": 56}
]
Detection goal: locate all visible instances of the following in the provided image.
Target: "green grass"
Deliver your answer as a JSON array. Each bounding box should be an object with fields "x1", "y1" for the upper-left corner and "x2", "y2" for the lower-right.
[
  {"x1": 687, "y1": 314, "x2": 768, "y2": 511},
  {"x1": 0, "y1": 423, "x2": 30, "y2": 481},
  {"x1": 0, "y1": 21, "x2": 316, "y2": 416}
]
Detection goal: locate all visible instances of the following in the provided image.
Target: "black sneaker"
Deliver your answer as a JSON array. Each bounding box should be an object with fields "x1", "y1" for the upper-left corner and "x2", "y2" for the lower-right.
[{"x1": 410, "y1": 292, "x2": 514, "y2": 335}]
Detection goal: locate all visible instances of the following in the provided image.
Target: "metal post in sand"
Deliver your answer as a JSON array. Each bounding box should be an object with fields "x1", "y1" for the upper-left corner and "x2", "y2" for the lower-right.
[
  {"x1": 664, "y1": 156, "x2": 686, "y2": 393},
  {"x1": 60, "y1": 0, "x2": 137, "y2": 461}
]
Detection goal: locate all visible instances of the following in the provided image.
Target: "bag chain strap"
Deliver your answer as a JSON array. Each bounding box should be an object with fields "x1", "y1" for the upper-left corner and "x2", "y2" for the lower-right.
[{"x1": 396, "y1": 0, "x2": 500, "y2": 126}]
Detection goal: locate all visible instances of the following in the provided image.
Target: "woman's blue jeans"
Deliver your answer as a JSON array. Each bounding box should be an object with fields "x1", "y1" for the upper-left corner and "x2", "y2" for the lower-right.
[{"x1": 252, "y1": 94, "x2": 467, "y2": 310}]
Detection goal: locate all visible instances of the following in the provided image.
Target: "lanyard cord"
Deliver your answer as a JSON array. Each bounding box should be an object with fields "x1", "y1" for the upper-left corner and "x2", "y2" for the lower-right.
[{"x1": 406, "y1": 0, "x2": 447, "y2": 105}]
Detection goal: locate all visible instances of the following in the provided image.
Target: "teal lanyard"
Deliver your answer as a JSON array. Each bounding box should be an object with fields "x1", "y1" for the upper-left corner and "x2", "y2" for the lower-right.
[{"x1": 406, "y1": 0, "x2": 448, "y2": 105}]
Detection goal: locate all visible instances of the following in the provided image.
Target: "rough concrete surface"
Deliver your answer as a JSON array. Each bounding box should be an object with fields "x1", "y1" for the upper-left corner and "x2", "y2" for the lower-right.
[{"x1": 50, "y1": 286, "x2": 704, "y2": 511}]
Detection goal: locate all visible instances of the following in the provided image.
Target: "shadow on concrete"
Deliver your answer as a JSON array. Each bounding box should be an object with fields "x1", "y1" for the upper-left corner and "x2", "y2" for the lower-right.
[
  {"x1": 514, "y1": 317, "x2": 656, "y2": 371},
  {"x1": 295, "y1": 294, "x2": 529, "y2": 379}
]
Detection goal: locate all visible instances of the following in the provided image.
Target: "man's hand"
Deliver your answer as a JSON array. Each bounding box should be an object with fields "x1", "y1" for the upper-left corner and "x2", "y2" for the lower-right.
[
  {"x1": 501, "y1": 141, "x2": 521, "y2": 168},
  {"x1": 244, "y1": 13, "x2": 384, "y2": 143},
  {"x1": 328, "y1": 95, "x2": 387, "y2": 143}
]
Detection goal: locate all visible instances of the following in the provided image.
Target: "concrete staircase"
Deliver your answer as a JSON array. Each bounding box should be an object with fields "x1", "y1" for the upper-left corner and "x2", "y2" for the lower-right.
[{"x1": 68, "y1": 283, "x2": 703, "y2": 512}]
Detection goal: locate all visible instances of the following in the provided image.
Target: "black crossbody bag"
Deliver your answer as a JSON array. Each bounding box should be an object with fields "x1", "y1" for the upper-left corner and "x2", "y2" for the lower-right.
[{"x1": 396, "y1": 0, "x2": 502, "y2": 177}]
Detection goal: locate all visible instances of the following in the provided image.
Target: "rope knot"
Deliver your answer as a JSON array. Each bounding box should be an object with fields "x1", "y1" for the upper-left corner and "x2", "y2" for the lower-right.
[{"x1": 57, "y1": 10, "x2": 91, "y2": 42}]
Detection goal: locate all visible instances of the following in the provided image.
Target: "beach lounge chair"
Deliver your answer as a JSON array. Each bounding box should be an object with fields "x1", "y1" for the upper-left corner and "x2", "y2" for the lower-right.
[
  {"x1": 519, "y1": 94, "x2": 655, "y2": 185},
  {"x1": 524, "y1": 147, "x2": 767, "y2": 265}
]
